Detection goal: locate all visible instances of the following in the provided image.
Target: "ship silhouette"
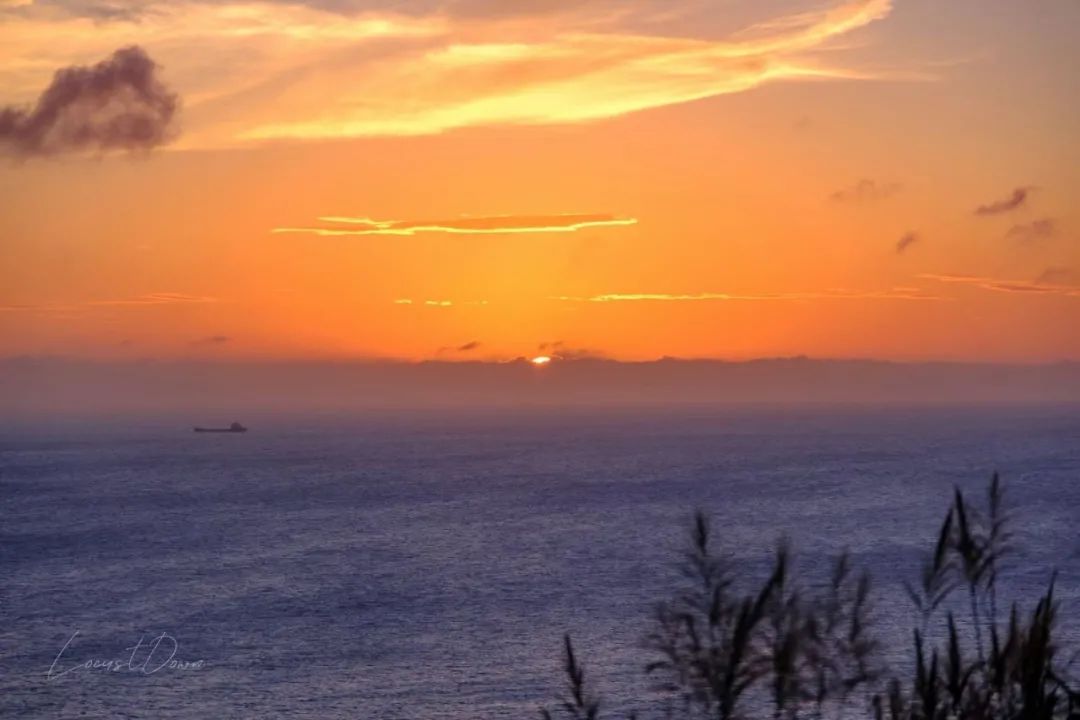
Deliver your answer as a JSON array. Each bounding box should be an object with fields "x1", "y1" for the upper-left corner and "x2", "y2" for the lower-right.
[{"x1": 193, "y1": 422, "x2": 248, "y2": 433}]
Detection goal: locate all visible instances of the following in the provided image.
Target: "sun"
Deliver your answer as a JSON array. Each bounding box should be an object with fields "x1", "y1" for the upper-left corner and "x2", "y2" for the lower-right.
[{"x1": 530, "y1": 355, "x2": 552, "y2": 366}]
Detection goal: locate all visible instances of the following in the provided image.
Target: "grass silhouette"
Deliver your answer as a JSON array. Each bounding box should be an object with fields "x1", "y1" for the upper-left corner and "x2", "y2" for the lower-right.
[{"x1": 542, "y1": 474, "x2": 1079, "y2": 719}]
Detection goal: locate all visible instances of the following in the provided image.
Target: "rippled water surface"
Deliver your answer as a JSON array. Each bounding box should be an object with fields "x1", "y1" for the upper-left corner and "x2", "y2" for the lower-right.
[{"x1": 2, "y1": 406, "x2": 1079, "y2": 718}]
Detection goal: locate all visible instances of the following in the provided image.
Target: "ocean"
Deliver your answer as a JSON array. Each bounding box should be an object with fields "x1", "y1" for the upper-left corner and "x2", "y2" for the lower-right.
[{"x1": 2, "y1": 405, "x2": 1078, "y2": 718}]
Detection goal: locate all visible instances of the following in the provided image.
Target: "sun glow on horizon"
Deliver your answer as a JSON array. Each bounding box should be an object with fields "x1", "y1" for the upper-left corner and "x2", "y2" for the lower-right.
[{"x1": 531, "y1": 356, "x2": 552, "y2": 366}]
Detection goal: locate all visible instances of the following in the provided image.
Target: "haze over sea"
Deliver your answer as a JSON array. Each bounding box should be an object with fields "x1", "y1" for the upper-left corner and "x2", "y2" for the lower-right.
[{"x1": 3, "y1": 405, "x2": 1078, "y2": 718}]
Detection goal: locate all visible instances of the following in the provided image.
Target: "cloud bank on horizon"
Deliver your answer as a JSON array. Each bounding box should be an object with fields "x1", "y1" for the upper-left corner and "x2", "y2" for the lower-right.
[{"x1": 0, "y1": 0, "x2": 894, "y2": 148}]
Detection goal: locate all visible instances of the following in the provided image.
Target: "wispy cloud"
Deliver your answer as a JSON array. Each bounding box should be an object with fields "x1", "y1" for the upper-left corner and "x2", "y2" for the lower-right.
[
  {"x1": 921, "y1": 273, "x2": 1080, "y2": 297},
  {"x1": 551, "y1": 287, "x2": 942, "y2": 302},
  {"x1": 830, "y1": 178, "x2": 902, "y2": 204},
  {"x1": 0, "y1": 0, "x2": 896, "y2": 147},
  {"x1": 274, "y1": 214, "x2": 637, "y2": 237},
  {"x1": 1004, "y1": 218, "x2": 1056, "y2": 243},
  {"x1": 895, "y1": 231, "x2": 919, "y2": 254},
  {"x1": 974, "y1": 186, "x2": 1034, "y2": 216}
]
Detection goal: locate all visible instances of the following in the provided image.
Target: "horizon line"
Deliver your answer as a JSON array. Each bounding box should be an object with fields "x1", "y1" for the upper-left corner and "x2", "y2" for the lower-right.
[{"x1": 3, "y1": 354, "x2": 1078, "y2": 367}]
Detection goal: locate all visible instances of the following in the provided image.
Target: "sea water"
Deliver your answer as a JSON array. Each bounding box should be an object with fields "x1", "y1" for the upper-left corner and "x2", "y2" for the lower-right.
[{"x1": 2, "y1": 405, "x2": 1078, "y2": 718}]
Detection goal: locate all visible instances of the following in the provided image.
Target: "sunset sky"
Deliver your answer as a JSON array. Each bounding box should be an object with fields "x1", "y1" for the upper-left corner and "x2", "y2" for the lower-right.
[{"x1": 1, "y1": 0, "x2": 1078, "y2": 362}]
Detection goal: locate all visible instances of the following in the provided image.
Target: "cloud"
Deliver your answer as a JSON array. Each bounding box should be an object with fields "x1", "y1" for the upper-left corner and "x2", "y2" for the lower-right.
[
  {"x1": 1004, "y1": 218, "x2": 1056, "y2": 243},
  {"x1": 895, "y1": 231, "x2": 919, "y2": 254},
  {"x1": 2, "y1": 0, "x2": 668, "y2": 20},
  {"x1": 551, "y1": 287, "x2": 942, "y2": 302},
  {"x1": 1034, "y1": 267, "x2": 1075, "y2": 285},
  {"x1": 537, "y1": 340, "x2": 606, "y2": 360},
  {"x1": 436, "y1": 339, "x2": 482, "y2": 354},
  {"x1": 974, "y1": 186, "x2": 1034, "y2": 216},
  {"x1": 191, "y1": 334, "x2": 231, "y2": 345},
  {"x1": 0, "y1": 46, "x2": 179, "y2": 157},
  {"x1": 920, "y1": 273, "x2": 1080, "y2": 297},
  {"x1": 0, "y1": 0, "x2": 895, "y2": 147},
  {"x1": 830, "y1": 179, "x2": 902, "y2": 204},
  {"x1": 274, "y1": 213, "x2": 637, "y2": 237},
  {"x1": 1, "y1": 292, "x2": 217, "y2": 312},
  {"x1": 392, "y1": 298, "x2": 488, "y2": 307},
  {"x1": 89, "y1": 292, "x2": 216, "y2": 306},
  {"x1": 244, "y1": 0, "x2": 894, "y2": 142}
]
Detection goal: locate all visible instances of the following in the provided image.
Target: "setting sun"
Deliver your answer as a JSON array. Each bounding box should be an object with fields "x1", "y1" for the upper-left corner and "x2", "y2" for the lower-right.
[{"x1": 530, "y1": 356, "x2": 552, "y2": 366}]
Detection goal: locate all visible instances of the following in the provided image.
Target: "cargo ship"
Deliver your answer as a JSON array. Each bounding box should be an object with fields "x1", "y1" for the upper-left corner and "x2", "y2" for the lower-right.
[{"x1": 193, "y1": 422, "x2": 248, "y2": 433}]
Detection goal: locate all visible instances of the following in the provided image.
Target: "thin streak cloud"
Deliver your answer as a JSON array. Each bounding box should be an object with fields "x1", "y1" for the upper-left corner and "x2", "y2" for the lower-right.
[
  {"x1": 921, "y1": 274, "x2": 1080, "y2": 297},
  {"x1": 89, "y1": 293, "x2": 218, "y2": 306},
  {"x1": 393, "y1": 299, "x2": 489, "y2": 307},
  {"x1": 274, "y1": 214, "x2": 638, "y2": 237},
  {"x1": 0, "y1": 293, "x2": 217, "y2": 313},
  {"x1": 551, "y1": 288, "x2": 942, "y2": 303}
]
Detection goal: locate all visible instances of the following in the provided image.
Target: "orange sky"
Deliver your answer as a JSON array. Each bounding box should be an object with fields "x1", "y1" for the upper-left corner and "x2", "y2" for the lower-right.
[{"x1": 1, "y1": 0, "x2": 1078, "y2": 362}]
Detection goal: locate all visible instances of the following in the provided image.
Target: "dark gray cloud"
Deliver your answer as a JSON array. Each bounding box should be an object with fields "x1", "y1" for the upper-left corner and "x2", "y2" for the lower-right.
[
  {"x1": 974, "y1": 186, "x2": 1034, "y2": 216},
  {"x1": 1005, "y1": 218, "x2": 1056, "y2": 243},
  {"x1": 0, "y1": 46, "x2": 179, "y2": 157},
  {"x1": 830, "y1": 179, "x2": 901, "y2": 204},
  {"x1": 436, "y1": 340, "x2": 481, "y2": 355},
  {"x1": 538, "y1": 340, "x2": 606, "y2": 360},
  {"x1": 1035, "y1": 267, "x2": 1074, "y2": 285},
  {"x1": 192, "y1": 335, "x2": 231, "y2": 345},
  {"x1": 895, "y1": 231, "x2": 919, "y2": 254}
]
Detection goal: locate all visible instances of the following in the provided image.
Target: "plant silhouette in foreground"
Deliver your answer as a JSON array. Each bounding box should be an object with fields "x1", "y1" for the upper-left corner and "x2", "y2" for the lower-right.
[{"x1": 541, "y1": 474, "x2": 1079, "y2": 719}]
